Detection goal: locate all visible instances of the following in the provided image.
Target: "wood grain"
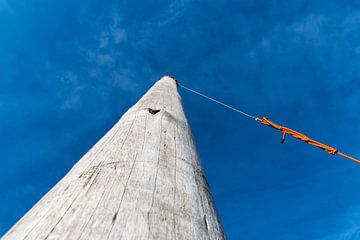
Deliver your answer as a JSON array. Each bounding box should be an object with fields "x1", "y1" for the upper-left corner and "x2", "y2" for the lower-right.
[{"x1": 2, "y1": 76, "x2": 225, "y2": 240}]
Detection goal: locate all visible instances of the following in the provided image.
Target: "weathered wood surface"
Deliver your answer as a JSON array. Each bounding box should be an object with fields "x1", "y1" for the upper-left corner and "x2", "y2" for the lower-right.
[{"x1": 2, "y1": 76, "x2": 225, "y2": 240}]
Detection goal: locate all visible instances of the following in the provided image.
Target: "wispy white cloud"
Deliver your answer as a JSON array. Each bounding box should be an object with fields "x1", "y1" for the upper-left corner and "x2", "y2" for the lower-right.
[
  {"x1": 61, "y1": 71, "x2": 78, "y2": 83},
  {"x1": 321, "y1": 205, "x2": 360, "y2": 240},
  {"x1": 56, "y1": 72, "x2": 85, "y2": 110},
  {"x1": 86, "y1": 50, "x2": 116, "y2": 66},
  {"x1": 97, "y1": 53, "x2": 115, "y2": 66},
  {"x1": 60, "y1": 92, "x2": 81, "y2": 110},
  {"x1": 291, "y1": 14, "x2": 328, "y2": 40},
  {"x1": 98, "y1": 31, "x2": 110, "y2": 49},
  {"x1": 112, "y1": 28, "x2": 126, "y2": 43},
  {"x1": 109, "y1": 71, "x2": 139, "y2": 93},
  {"x1": 97, "y1": 11, "x2": 127, "y2": 49}
]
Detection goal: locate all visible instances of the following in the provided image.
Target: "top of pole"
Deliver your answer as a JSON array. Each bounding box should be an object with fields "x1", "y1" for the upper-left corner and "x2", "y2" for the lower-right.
[{"x1": 161, "y1": 75, "x2": 179, "y2": 87}]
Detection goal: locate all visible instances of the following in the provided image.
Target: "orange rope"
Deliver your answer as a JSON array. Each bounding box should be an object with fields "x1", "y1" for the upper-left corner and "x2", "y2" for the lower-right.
[
  {"x1": 179, "y1": 84, "x2": 359, "y2": 165},
  {"x1": 256, "y1": 117, "x2": 360, "y2": 164}
]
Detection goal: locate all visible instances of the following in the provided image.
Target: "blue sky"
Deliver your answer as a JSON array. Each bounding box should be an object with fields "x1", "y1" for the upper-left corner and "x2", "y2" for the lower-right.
[{"x1": 1, "y1": 0, "x2": 360, "y2": 239}]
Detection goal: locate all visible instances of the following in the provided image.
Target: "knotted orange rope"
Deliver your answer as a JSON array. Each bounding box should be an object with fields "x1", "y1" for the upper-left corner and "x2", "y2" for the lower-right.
[
  {"x1": 179, "y1": 83, "x2": 359, "y2": 165},
  {"x1": 256, "y1": 117, "x2": 360, "y2": 164}
]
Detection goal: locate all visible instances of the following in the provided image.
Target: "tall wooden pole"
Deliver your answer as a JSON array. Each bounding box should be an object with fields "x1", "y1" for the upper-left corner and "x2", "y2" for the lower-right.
[{"x1": 2, "y1": 76, "x2": 225, "y2": 240}]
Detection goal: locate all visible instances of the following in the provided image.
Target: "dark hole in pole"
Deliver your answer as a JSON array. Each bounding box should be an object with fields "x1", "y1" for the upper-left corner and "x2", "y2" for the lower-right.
[{"x1": 148, "y1": 108, "x2": 160, "y2": 115}]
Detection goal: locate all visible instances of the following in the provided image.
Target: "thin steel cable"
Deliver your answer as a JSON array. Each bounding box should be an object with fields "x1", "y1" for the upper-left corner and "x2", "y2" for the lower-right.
[
  {"x1": 178, "y1": 82, "x2": 360, "y2": 165},
  {"x1": 179, "y1": 84, "x2": 258, "y2": 120}
]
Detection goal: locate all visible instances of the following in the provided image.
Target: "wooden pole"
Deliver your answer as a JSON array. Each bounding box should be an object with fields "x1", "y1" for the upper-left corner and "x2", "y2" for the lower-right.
[{"x1": 2, "y1": 76, "x2": 225, "y2": 240}]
